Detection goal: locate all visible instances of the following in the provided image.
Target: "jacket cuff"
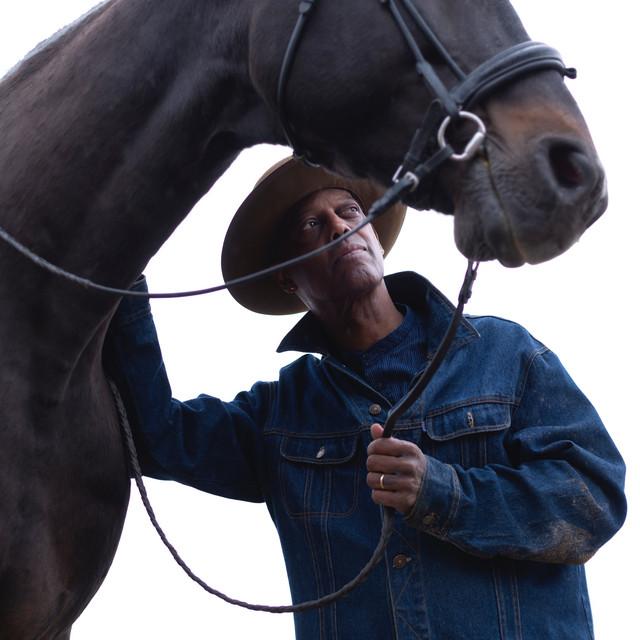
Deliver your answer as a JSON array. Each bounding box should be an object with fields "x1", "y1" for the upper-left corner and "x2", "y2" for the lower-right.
[
  {"x1": 110, "y1": 275, "x2": 151, "y2": 328},
  {"x1": 405, "y1": 455, "x2": 461, "y2": 537}
]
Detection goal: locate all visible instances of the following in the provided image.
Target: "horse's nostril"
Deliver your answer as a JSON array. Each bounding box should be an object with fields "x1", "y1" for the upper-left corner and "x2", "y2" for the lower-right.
[{"x1": 548, "y1": 143, "x2": 593, "y2": 190}]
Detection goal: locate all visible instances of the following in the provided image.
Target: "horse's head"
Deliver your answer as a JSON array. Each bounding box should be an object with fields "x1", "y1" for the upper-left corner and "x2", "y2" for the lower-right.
[{"x1": 250, "y1": 0, "x2": 606, "y2": 267}]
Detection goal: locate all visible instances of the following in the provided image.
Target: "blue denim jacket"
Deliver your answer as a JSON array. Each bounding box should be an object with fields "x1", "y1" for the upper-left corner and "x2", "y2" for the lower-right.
[{"x1": 106, "y1": 271, "x2": 626, "y2": 640}]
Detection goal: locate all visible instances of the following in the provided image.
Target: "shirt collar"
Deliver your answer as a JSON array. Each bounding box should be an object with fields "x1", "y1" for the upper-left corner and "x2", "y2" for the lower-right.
[{"x1": 276, "y1": 271, "x2": 479, "y2": 356}]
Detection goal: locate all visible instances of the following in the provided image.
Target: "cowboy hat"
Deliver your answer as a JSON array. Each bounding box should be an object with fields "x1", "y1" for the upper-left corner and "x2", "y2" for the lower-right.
[{"x1": 221, "y1": 156, "x2": 406, "y2": 314}]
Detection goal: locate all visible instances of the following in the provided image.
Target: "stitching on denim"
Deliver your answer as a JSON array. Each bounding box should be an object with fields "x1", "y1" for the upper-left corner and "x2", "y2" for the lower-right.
[
  {"x1": 383, "y1": 533, "x2": 401, "y2": 640},
  {"x1": 426, "y1": 396, "x2": 516, "y2": 417},
  {"x1": 302, "y1": 497, "x2": 325, "y2": 638},
  {"x1": 580, "y1": 587, "x2": 596, "y2": 640},
  {"x1": 404, "y1": 458, "x2": 428, "y2": 525},
  {"x1": 510, "y1": 566, "x2": 523, "y2": 640},
  {"x1": 279, "y1": 453, "x2": 361, "y2": 519},
  {"x1": 439, "y1": 464, "x2": 460, "y2": 536},
  {"x1": 396, "y1": 614, "x2": 424, "y2": 640},
  {"x1": 320, "y1": 483, "x2": 339, "y2": 640},
  {"x1": 264, "y1": 427, "x2": 364, "y2": 438},
  {"x1": 265, "y1": 421, "x2": 427, "y2": 437},
  {"x1": 492, "y1": 566, "x2": 508, "y2": 640},
  {"x1": 393, "y1": 559, "x2": 417, "y2": 604},
  {"x1": 460, "y1": 433, "x2": 468, "y2": 467},
  {"x1": 512, "y1": 345, "x2": 548, "y2": 412}
]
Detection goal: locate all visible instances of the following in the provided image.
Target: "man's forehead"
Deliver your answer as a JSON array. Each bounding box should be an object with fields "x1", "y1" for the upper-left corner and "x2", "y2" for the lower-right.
[{"x1": 294, "y1": 188, "x2": 360, "y2": 215}]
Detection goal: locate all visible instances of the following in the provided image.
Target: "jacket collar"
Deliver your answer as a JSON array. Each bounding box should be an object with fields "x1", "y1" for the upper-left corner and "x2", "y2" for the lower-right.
[{"x1": 277, "y1": 271, "x2": 479, "y2": 356}]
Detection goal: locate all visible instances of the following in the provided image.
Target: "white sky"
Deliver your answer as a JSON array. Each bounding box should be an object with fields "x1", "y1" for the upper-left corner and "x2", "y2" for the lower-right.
[{"x1": 1, "y1": 2, "x2": 637, "y2": 638}]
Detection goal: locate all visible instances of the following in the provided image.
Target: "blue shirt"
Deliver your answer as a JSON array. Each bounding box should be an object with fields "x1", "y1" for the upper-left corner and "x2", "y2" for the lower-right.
[
  {"x1": 106, "y1": 271, "x2": 626, "y2": 640},
  {"x1": 336, "y1": 305, "x2": 429, "y2": 405}
]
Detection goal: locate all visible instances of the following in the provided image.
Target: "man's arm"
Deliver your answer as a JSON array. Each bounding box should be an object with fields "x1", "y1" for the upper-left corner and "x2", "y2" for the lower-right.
[
  {"x1": 367, "y1": 347, "x2": 626, "y2": 564},
  {"x1": 104, "y1": 277, "x2": 272, "y2": 503}
]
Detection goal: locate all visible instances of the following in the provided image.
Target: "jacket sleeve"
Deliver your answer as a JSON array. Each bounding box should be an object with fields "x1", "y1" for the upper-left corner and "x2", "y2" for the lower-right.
[
  {"x1": 405, "y1": 346, "x2": 627, "y2": 564},
  {"x1": 103, "y1": 277, "x2": 272, "y2": 503}
]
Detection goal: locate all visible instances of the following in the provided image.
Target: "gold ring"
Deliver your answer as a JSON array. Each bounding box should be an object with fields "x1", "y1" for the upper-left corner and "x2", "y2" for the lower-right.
[{"x1": 379, "y1": 474, "x2": 385, "y2": 490}]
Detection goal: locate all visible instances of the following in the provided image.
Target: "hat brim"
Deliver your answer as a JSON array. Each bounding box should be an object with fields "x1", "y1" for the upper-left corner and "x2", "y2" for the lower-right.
[{"x1": 221, "y1": 157, "x2": 406, "y2": 315}]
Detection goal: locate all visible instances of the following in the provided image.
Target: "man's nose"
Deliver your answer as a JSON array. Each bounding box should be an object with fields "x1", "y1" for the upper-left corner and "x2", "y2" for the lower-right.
[{"x1": 329, "y1": 215, "x2": 350, "y2": 241}]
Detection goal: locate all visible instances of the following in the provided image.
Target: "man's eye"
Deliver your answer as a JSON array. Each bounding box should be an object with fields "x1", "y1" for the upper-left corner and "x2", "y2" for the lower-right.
[{"x1": 300, "y1": 218, "x2": 319, "y2": 231}]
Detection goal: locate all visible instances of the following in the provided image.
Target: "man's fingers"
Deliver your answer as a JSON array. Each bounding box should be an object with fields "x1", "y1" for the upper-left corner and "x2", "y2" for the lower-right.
[
  {"x1": 370, "y1": 488, "x2": 412, "y2": 513},
  {"x1": 367, "y1": 454, "x2": 415, "y2": 474},
  {"x1": 370, "y1": 423, "x2": 384, "y2": 440},
  {"x1": 367, "y1": 472, "x2": 396, "y2": 491},
  {"x1": 367, "y1": 436, "x2": 415, "y2": 457}
]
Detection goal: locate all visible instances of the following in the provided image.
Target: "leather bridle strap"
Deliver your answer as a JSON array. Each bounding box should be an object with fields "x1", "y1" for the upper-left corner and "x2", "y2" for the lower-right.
[
  {"x1": 276, "y1": 0, "x2": 319, "y2": 160},
  {"x1": 386, "y1": 0, "x2": 576, "y2": 115},
  {"x1": 452, "y1": 41, "x2": 577, "y2": 109},
  {"x1": 276, "y1": 0, "x2": 577, "y2": 187}
]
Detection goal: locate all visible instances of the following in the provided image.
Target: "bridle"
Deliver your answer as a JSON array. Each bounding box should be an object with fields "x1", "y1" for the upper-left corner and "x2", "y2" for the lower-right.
[
  {"x1": 2, "y1": 0, "x2": 577, "y2": 615},
  {"x1": 277, "y1": 0, "x2": 576, "y2": 198}
]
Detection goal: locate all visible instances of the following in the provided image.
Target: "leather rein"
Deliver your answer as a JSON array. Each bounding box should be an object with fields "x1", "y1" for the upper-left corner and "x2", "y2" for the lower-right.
[{"x1": 1, "y1": 0, "x2": 576, "y2": 615}]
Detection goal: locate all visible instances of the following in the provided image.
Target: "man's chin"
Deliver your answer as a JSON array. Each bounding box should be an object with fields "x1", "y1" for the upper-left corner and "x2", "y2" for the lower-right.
[{"x1": 330, "y1": 268, "x2": 385, "y2": 300}]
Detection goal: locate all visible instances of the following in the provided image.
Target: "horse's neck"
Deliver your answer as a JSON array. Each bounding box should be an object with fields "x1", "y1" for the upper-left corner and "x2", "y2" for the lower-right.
[{"x1": 0, "y1": 0, "x2": 280, "y2": 380}]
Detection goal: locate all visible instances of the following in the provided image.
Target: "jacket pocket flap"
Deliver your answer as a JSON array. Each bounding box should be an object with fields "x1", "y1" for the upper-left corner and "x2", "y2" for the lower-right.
[
  {"x1": 280, "y1": 434, "x2": 358, "y2": 465},
  {"x1": 425, "y1": 402, "x2": 511, "y2": 441}
]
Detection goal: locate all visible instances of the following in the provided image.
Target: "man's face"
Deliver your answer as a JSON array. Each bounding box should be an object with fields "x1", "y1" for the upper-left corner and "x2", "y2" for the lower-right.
[{"x1": 278, "y1": 188, "x2": 385, "y2": 311}]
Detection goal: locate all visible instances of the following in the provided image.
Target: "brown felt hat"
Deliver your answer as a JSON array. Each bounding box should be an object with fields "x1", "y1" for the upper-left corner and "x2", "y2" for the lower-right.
[{"x1": 221, "y1": 156, "x2": 407, "y2": 315}]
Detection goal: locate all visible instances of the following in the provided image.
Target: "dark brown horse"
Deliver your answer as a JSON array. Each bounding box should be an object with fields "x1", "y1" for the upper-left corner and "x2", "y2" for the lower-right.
[{"x1": 0, "y1": 1, "x2": 607, "y2": 638}]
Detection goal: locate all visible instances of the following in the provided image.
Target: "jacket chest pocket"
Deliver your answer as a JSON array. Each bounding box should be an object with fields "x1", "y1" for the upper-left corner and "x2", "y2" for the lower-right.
[
  {"x1": 278, "y1": 434, "x2": 361, "y2": 519},
  {"x1": 423, "y1": 402, "x2": 512, "y2": 468}
]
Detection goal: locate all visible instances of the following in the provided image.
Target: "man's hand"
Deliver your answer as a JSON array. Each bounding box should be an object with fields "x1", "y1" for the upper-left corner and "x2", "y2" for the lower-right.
[{"x1": 366, "y1": 423, "x2": 426, "y2": 514}]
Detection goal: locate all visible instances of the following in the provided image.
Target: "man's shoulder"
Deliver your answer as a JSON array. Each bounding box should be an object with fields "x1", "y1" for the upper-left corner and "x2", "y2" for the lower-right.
[
  {"x1": 278, "y1": 352, "x2": 323, "y2": 378},
  {"x1": 465, "y1": 313, "x2": 548, "y2": 354}
]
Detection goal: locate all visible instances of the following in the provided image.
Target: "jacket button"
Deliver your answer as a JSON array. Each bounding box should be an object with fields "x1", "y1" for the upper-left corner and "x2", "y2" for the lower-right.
[
  {"x1": 369, "y1": 403, "x2": 382, "y2": 416},
  {"x1": 392, "y1": 554, "x2": 412, "y2": 569},
  {"x1": 422, "y1": 513, "x2": 438, "y2": 527},
  {"x1": 315, "y1": 446, "x2": 326, "y2": 459}
]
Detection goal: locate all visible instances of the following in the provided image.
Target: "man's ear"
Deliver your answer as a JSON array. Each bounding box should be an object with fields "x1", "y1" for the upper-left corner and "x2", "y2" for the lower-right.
[{"x1": 276, "y1": 270, "x2": 298, "y2": 294}]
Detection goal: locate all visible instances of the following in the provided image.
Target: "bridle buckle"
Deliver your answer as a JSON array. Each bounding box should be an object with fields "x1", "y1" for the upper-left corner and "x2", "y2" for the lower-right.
[{"x1": 392, "y1": 167, "x2": 420, "y2": 192}]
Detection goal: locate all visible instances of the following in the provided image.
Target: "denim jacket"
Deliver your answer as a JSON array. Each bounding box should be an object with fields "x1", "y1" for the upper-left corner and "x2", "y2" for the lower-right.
[{"x1": 106, "y1": 271, "x2": 626, "y2": 640}]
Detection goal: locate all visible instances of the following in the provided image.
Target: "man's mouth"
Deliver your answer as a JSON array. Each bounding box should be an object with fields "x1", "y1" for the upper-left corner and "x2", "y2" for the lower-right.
[{"x1": 333, "y1": 244, "x2": 366, "y2": 265}]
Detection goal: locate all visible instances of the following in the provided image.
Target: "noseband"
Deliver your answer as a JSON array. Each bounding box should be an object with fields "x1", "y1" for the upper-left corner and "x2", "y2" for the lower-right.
[{"x1": 277, "y1": 0, "x2": 576, "y2": 194}]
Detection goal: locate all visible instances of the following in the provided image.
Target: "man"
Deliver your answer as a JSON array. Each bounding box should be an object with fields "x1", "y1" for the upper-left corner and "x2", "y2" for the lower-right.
[{"x1": 106, "y1": 157, "x2": 626, "y2": 639}]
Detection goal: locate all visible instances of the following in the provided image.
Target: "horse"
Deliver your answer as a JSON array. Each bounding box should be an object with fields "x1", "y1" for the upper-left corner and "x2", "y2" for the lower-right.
[{"x1": 0, "y1": 0, "x2": 607, "y2": 638}]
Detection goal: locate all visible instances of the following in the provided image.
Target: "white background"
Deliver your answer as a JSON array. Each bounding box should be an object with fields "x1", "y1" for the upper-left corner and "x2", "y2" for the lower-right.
[{"x1": 1, "y1": 2, "x2": 637, "y2": 638}]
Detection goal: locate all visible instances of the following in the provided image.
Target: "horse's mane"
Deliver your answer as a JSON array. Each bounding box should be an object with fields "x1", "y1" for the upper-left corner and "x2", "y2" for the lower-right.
[{"x1": 1, "y1": 0, "x2": 112, "y2": 86}]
